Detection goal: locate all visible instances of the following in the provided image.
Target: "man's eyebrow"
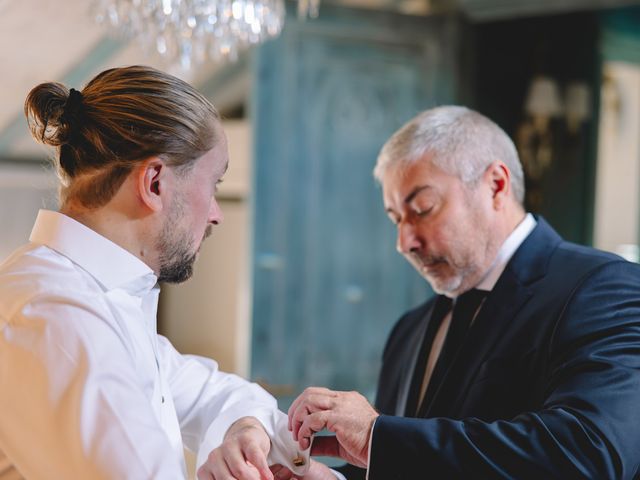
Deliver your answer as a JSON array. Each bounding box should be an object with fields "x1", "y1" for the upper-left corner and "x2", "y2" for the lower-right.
[
  {"x1": 404, "y1": 185, "x2": 432, "y2": 204},
  {"x1": 385, "y1": 185, "x2": 433, "y2": 215}
]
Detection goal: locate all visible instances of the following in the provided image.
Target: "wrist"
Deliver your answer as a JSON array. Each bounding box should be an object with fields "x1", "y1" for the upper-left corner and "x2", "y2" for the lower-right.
[
  {"x1": 226, "y1": 416, "x2": 263, "y2": 434},
  {"x1": 306, "y1": 460, "x2": 338, "y2": 480}
]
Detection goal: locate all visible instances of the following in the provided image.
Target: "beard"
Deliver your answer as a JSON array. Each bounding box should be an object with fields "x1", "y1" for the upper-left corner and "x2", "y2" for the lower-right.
[
  {"x1": 157, "y1": 227, "x2": 197, "y2": 284},
  {"x1": 407, "y1": 191, "x2": 497, "y2": 297},
  {"x1": 408, "y1": 253, "x2": 472, "y2": 297},
  {"x1": 156, "y1": 199, "x2": 212, "y2": 284},
  {"x1": 157, "y1": 237, "x2": 197, "y2": 284}
]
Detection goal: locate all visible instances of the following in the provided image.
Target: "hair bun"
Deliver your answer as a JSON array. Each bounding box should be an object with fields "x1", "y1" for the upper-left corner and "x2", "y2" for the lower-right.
[{"x1": 24, "y1": 82, "x2": 78, "y2": 147}]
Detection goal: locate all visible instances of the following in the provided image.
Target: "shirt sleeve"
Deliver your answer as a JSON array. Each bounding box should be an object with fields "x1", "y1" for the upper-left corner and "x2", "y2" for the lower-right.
[
  {"x1": 0, "y1": 293, "x2": 186, "y2": 479},
  {"x1": 159, "y1": 337, "x2": 310, "y2": 475}
]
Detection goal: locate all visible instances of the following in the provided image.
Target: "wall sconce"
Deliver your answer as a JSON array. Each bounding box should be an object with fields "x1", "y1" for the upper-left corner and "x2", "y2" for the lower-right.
[
  {"x1": 524, "y1": 76, "x2": 592, "y2": 135},
  {"x1": 564, "y1": 82, "x2": 592, "y2": 133},
  {"x1": 517, "y1": 76, "x2": 561, "y2": 183},
  {"x1": 524, "y1": 75, "x2": 563, "y2": 134},
  {"x1": 517, "y1": 76, "x2": 592, "y2": 184}
]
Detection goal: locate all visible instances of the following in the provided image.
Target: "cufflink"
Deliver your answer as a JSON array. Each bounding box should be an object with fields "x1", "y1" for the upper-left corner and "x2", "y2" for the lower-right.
[{"x1": 292, "y1": 454, "x2": 305, "y2": 467}]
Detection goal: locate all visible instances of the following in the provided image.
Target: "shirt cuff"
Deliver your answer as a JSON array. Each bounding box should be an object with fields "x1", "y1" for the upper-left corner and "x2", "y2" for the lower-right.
[
  {"x1": 365, "y1": 416, "x2": 377, "y2": 480},
  {"x1": 266, "y1": 409, "x2": 311, "y2": 476},
  {"x1": 331, "y1": 468, "x2": 347, "y2": 480},
  {"x1": 196, "y1": 407, "x2": 310, "y2": 476}
]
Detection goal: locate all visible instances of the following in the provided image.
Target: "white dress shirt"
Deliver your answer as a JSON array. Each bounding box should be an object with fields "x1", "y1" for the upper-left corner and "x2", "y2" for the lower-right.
[{"x1": 0, "y1": 210, "x2": 311, "y2": 479}]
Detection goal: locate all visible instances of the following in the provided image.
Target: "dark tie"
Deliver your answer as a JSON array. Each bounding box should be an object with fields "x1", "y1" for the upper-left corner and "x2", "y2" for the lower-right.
[
  {"x1": 404, "y1": 294, "x2": 452, "y2": 416},
  {"x1": 417, "y1": 288, "x2": 488, "y2": 414}
]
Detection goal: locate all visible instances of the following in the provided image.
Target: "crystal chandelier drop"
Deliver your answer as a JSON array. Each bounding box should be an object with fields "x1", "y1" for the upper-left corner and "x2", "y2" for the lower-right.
[{"x1": 93, "y1": 0, "x2": 319, "y2": 68}]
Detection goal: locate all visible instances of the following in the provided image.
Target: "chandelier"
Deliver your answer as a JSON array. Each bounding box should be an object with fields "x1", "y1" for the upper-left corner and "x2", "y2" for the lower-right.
[{"x1": 93, "y1": 0, "x2": 319, "y2": 68}]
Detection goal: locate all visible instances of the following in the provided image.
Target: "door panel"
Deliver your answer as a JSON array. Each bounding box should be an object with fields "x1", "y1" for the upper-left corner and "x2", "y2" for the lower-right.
[{"x1": 251, "y1": 7, "x2": 461, "y2": 406}]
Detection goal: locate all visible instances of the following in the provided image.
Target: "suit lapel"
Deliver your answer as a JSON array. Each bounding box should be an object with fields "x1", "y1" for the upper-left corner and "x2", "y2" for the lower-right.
[
  {"x1": 395, "y1": 301, "x2": 437, "y2": 416},
  {"x1": 421, "y1": 217, "x2": 562, "y2": 418}
]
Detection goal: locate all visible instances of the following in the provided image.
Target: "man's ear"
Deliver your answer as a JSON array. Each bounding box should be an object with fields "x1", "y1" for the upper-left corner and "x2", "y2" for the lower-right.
[
  {"x1": 485, "y1": 160, "x2": 511, "y2": 210},
  {"x1": 136, "y1": 157, "x2": 169, "y2": 212}
]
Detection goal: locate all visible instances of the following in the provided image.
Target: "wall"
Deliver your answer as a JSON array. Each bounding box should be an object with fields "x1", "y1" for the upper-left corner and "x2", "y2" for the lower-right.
[
  {"x1": 592, "y1": 8, "x2": 640, "y2": 259},
  {"x1": 0, "y1": 162, "x2": 57, "y2": 262},
  {"x1": 593, "y1": 62, "x2": 640, "y2": 259}
]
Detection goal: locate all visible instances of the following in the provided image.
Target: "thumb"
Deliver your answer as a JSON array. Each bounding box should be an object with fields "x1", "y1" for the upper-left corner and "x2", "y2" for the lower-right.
[
  {"x1": 310, "y1": 436, "x2": 341, "y2": 458},
  {"x1": 244, "y1": 445, "x2": 273, "y2": 480}
]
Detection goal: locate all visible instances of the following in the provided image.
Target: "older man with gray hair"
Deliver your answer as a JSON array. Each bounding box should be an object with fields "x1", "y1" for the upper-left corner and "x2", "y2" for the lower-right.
[{"x1": 288, "y1": 106, "x2": 640, "y2": 479}]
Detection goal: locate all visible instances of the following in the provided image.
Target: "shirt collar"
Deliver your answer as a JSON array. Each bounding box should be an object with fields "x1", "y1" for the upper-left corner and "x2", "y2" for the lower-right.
[
  {"x1": 29, "y1": 210, "x2": 157, "y2": 294},
  {"x1": 475, "y1": 213, "x2": 537, "y2": 292}
]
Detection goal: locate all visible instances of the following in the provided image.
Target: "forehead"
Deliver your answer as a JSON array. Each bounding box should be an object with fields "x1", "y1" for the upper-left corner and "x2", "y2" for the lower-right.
[
  {"x1": 382, "y1": 158, "x2": 463, "y2": 207},
  {"x1": 382, "y1": 159, "x2": 439, "y2": 193}
]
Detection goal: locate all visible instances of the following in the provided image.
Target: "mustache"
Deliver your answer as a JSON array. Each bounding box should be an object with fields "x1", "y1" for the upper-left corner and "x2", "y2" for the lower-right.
[
  {"x1": 407, "y1": 251, "x2": 445, "y2": 266},
  {"x1": 204, "y1": 225, "x2": 213, "y2": 240}
]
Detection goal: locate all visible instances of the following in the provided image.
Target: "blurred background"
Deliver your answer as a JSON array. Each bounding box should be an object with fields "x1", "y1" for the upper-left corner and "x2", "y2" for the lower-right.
[{"x1": 2, "y1": 0, "x2": 640, "y2": 453}]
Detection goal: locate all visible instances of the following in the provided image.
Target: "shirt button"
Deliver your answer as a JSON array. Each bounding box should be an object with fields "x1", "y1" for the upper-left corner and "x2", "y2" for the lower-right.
[{"x1": 161, "y1": 396, "x2": 165, "y2": 403}]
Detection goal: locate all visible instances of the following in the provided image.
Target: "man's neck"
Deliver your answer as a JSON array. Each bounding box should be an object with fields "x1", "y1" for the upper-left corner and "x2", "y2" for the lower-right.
[{"x1": 60, "y1": 201, "x2": 159, "y2": 275}]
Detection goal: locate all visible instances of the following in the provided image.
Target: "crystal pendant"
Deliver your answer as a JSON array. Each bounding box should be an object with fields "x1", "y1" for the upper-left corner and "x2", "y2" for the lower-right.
[{"x1": 93, "y1": 0, "x2": 301, "y2": 67}]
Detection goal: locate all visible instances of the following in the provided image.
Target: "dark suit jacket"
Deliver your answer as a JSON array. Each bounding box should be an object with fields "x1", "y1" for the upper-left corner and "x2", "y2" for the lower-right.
[{"x1": 340, "y1": 217, "x2": 640, "y2": 479}]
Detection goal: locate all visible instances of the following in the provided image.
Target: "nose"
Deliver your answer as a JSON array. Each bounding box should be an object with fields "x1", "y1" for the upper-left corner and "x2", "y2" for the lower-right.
[
  {"x1": 397, "y1": 222, "x2": 421, "y2": 254},
  {"x1": 209, "y1": 197, "x2": 224, "y2": 225}
]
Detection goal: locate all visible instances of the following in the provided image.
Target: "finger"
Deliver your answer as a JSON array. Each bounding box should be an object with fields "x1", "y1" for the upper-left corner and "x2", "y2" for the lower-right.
[
  {"x1": 298, "y1": 411, "x2": 330, "y2": 450},
  {"x1": 197, "y1": 464, "x2": 215, "y2": 480},
  {"x1": 310, "y1": 436, "x2": 342, "y2": 458},
  {"x1": 287, "y1": 387, "x2": 319, "y2": 431},
  {"x1": 292, "y1": 403, "x2": 324, "y2": 443},
  {"x1": 222, "y1": 444, "x2": 259, "y2": 480},
  {"x1": 290, "y1": 404, "x2": 311, "y2": 442},
  {"x1": 272, "y1": 466, "x2": 293, "y2": 480},
  {"x1": 289, "y1": 387, "x2": 334, "y2": 425},
  {"x1": 270, "y1": 464, "x2": 298, "y2": 480},
  {"x1": 290, "y1": 393, "x2": 335, "y2": 440},
  {"x1": 200, "y1": 450, "x2": 236, "y2": 480},
  {"x1": 270, "y1": 465, "x2": 284, "y2": 474},
  {"x1": 287, "y1": 397, "x2": 300, "y2": 432},
  {"x1": 225, "y1": 460, "x2": 260, "y2": 480},
  {"x1": 244, "y1": 442, "x2": 273, "y2": 480}
]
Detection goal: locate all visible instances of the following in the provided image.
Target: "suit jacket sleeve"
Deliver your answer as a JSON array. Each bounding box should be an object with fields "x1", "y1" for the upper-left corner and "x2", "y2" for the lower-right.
[{"x1": 368, "y1": 261, "x2": 640, "y2": 479}]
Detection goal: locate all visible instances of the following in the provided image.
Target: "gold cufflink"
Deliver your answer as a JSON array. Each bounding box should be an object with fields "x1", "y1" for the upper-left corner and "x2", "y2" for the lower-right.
[{"x1": 292, "y1": 455, "x2": 305, "y2": 467}]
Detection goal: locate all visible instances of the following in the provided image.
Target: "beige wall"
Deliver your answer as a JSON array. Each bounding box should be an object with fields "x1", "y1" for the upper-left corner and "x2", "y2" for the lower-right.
[
  {"x1": 0, "y1": 164, "x2": 57, "y2": 262},
  {"x1": 593, "y1": 61, "x2": 640, "y2": 261}
]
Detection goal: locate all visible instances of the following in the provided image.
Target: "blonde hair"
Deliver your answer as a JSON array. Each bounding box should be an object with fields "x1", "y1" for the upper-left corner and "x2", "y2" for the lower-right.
[{"x1": 24, "y1": 65, "x2": 220, "y2": 208}]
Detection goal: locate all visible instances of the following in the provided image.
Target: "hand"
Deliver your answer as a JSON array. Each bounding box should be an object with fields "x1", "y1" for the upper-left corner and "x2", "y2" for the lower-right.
[
  {"x1": 288, "y1": 387, "x2": 379, "y2": 468},
  {"x1": 270, "y1": 460, "x2": 337, "y2": 480},
  {"x1": 197, "y1": 416, "x2": 273, "y2": 480}
]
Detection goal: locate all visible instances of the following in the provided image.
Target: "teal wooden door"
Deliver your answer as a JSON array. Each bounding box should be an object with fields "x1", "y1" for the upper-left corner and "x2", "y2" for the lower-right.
[{"x1": 251, "y1": 6, "x2": 461, "y2": 406}]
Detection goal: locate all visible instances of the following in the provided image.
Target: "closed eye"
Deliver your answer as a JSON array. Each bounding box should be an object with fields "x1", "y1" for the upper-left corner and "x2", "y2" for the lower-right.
[{"x1": 415, "y1": 206, "x2": 433, "y2": 217}]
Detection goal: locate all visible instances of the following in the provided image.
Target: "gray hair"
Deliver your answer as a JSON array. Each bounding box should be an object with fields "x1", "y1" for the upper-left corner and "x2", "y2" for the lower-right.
[{"x1": 374, "y1": 105, "x2": 525, "y2": 204}]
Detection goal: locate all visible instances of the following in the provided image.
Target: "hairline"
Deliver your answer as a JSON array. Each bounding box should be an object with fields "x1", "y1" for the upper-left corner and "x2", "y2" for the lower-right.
[{"x1": 373, "y1": 106, "x2": 525, "y2": 204}]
